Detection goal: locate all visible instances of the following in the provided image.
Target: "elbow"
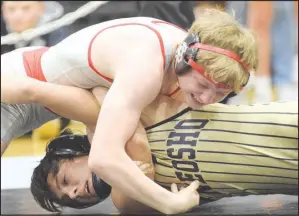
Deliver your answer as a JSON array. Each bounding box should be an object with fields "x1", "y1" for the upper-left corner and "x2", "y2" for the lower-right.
[
  {"x1": 88, "y1": 151, "x2": 114, "y2": 175},
  {"x1": 88, "y1": 142, "x2": 126, "y2": 172},
  {"x1": 88, "y1": 155, "x2": 104, "y2": 173}
]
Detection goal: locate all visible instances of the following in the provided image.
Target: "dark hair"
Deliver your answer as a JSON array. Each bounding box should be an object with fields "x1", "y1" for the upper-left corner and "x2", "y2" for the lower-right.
[{"x1": 30, "y1": 129, "x2": 99, "y2": 212}]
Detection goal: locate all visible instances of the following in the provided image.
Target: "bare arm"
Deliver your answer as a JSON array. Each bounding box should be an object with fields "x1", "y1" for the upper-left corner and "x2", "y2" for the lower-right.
[
  {"x1": 90, "y1": 86, "x2": 159, "y2": 213},
  {"x1": 88, "y1": 49, "x2": 174, "y2": 213},
  {"x1": 111, "y1": 122, "x2": 157, "y2": 214},
  {"x1": 88, "y1": 38, "x2": 199, "y2": 214},
  {"x1": 1, "y1": 75, "x2": 100, "y2": 127},
  {"x1": 111, "y1": 162, "x2": 157, "y2": 214}
]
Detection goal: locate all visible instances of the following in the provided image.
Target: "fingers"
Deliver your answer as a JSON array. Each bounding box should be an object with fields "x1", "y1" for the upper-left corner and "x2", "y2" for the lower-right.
[
  {"x1": 135, "y1": 161, "x2": 154, "y2": 175},
  {"x1": 134, "y1": 161, "x2": 142, "y2": 166},
  {"x1": 171, "y1": 183, "x2": 179, "y2": 193},
  {"x1": 189, "y1": 181, "x2": 200, "y2": 205},
  {"x1": 189, "y1": 180, "x2": 200, "y2": 190},
  {"x1": 179, "y1": 185, "x2": 186, "y2": 191},
  {"x1": 134, "y1": 161, "x2": 149, "y2": 171}
]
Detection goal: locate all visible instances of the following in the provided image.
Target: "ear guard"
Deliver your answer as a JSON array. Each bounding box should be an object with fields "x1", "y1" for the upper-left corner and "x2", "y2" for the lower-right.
[
  {"x1": 174, "y1": 33, "x2": 250, "y2": 95},
  {"x1": 46, "y1": 134, "x2": 112, "y2": 202}
]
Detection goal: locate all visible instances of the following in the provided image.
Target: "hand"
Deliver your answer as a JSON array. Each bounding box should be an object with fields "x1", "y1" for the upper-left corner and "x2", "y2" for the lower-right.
[
  {"x1": 168, "y1": 181, "x2": 200, "y2": 214},
  {"x1": 134, "y1": 161, "x2": 154, "y2": 175}
]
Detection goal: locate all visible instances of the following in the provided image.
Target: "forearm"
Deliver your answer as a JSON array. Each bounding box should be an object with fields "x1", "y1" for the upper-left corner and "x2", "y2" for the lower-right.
[
  {"x1": 90, "y1": 148, "x2": 174, "y2": 214},
  {"x1": 114, "y1": 189, "x2": 158, "y2": 214},
  {"x1": 27, "y1": 79, "x2": 100, "y2": 126},
  {"x1": 89, "y1": 98, "x2": 176, "y2": 213},
  {"x1": 1, "y1": 76, "x2": 33, "y2": 104},
  {"x1": 90, "y1": 121, "x2": 160, "y2": 213},
  {"x1": 112, "y1": 161, "x2": 158, "y2": 214},
  {"x1": 1, "y1": 76, "x2": 100, "y2": 126},
  {"x1": 1, "y1": 73, "x2": 101, "y2": 126},
  {"x1": 35, "y1": 84, "x2": 100, "y2": 126}
]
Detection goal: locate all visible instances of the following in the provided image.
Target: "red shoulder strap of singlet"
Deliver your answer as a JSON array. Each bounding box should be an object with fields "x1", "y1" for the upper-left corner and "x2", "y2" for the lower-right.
[
  {"x1": 88, "y1": 20, "x2": 184, "y2": 97},
  {"x1": 88, "y1": 22, "x2": 169, "y2": 83},
  {"x1": 23, "y1": 47, "x2": 49, "y2": 82},
  {"x1": 23, "y1": 47, "x2": 58, "y2": 114}
]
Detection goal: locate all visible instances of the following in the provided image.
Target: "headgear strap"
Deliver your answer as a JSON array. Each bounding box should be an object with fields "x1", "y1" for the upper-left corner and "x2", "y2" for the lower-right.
[{"x1": 174, "y1": 33, "x2": 251, "y2": 92}]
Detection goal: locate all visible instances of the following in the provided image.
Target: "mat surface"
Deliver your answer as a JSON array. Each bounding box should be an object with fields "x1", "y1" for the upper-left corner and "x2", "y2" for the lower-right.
[{"x1": 1, "y1": 189, "x2": 298, "y2": 215}]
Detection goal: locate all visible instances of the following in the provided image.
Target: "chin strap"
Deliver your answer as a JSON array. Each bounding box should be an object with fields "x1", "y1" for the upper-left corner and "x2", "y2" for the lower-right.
[{"x1": 92, "y1": 173, "x2": 112, "y2": 201}]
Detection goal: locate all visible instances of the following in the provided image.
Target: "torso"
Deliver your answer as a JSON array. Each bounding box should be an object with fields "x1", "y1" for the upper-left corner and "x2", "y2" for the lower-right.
[
  {"x1": 39, "y1": 17, "x2": 185, "y2": 89},
  {"x1": 1, "y1": 17, "x2": 187, "y2": 88},
  {"x1": 0, "y1": 17, "x2": 186, "y2": 142},
  {"x1": 145, "y1": 101, "x2": 298, "y2": 202}
]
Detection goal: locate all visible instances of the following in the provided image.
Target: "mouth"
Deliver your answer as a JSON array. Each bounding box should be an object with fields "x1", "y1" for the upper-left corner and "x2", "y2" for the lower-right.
[
  {"x1": 85, "y1": 180, "x2": 91, "y2": 195},
  {"x1": 191, "y1": 94, "x2": 201, "y2": 103}
]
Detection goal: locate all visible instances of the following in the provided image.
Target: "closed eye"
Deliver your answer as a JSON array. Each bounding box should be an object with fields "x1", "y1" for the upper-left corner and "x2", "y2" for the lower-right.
[
  {"x1": 63, "y1": 175, "x2": 68, "y2": 185},
  {"x1": 216, "y1": 89, "x2": 232, "y2": 98},
  {"x1": 216, "y1": 92, "x2": 226, "y2": 98}
]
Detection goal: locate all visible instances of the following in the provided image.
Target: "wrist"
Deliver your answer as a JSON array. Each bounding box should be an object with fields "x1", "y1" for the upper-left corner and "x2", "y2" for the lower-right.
[{"x1": 161, "y1": 194, "x2": 182, "y2": 215}]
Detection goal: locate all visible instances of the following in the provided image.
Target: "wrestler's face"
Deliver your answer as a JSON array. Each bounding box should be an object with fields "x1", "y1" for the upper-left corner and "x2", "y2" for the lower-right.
[
  {"x1": 47, "y1": 156, "x2": 99, "y2": 204},
  {"x1": 177, "y1": 69, "x2": 231, "y2": 109},
  {"x1": 2, "y1": 1, "x2": 44, "y2": 33}
]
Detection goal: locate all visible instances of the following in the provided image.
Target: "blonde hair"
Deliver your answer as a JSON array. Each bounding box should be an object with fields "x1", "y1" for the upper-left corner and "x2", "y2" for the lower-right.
[{"x1": 189, "y1": 8, "x2": 258, "y2": 93}]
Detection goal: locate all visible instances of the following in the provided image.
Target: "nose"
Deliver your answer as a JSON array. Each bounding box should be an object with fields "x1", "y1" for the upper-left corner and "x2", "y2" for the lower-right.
[
  {"x1": 67, "y1": 186, "x2": 79, "y2": 200},
  {"x1": 67, "y1": 183, "x2": 87, "y2": 199},
  {"x1": 199, "y1": 89, "x2": 215, "y2": 104}
]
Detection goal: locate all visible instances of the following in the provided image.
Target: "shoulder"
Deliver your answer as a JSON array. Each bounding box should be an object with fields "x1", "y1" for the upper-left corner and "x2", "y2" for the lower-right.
[{"x1": 91, "y1": 21, "x2": 166, "y2": 72}]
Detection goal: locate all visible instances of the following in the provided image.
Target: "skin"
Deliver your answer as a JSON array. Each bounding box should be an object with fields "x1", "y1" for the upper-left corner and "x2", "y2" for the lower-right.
[
  {"x1": 46, "y1": 85, "x2": 233, "y2": 213},
  {"x1": 1, "y1": 76, "x2": 201, "y2": 213},
  {"x1": 47, "y1": 122, "x2": 158, "y2": 213},
  {"x1": 88, "y1": 29, "x2": 231, "y2": 211},
  {"x1": 46, "y1": 87, "x2": 195, "y2": 213},
  {"x1": 1, "y1": 76, "x2": 100, "y2": 156},
  {"x1": 1, "y1": 22, "x2": 233, "y2": 214},
  {"x1": 2, "y1": 70, "x2": 230, "y2": 213},
  {"x1": 44, "y1": 88, "x2": 298, "y2": 213},
  {"x1": 2, "y1": 1, "x2": 44, "y2": 33}
]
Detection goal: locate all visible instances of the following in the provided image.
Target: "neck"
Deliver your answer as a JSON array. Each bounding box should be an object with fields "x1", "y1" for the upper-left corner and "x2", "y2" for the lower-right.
[{"x1": 161, "y1": 58, "x2": 179, "y2": 95}]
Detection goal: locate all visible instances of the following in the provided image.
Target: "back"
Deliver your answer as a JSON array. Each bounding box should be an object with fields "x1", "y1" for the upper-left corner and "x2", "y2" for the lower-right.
[
  {"x1": 147, "y1": 101, "x2": 298, "y2": 202},
  {"x1": 41, "y1": 17, "x2": 186, "y2": 88}
]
